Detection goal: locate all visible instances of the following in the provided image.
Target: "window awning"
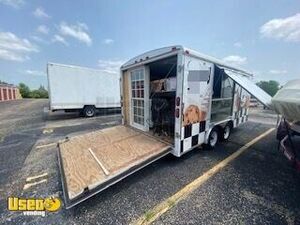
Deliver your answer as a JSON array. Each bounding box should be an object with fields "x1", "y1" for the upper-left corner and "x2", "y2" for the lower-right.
[{"x1": 224, "y1": 70, "x2": 272, "y2": 108}]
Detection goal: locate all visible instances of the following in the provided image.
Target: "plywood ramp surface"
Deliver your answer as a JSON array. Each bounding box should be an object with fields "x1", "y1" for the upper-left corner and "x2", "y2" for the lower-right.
[{"x1": 59, "y1": 125, "x2": 170, "y2": 200}]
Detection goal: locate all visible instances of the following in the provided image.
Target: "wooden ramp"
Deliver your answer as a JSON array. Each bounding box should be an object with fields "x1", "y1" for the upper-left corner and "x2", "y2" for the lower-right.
[{"x1": 58, "y1": 125, "x2": 171, "y2": 208}]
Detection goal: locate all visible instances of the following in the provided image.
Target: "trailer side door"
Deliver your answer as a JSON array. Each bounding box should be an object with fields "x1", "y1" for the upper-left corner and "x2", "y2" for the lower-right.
[{"x1": 177, "y1": 55, "x2": 213, "y2": 155}]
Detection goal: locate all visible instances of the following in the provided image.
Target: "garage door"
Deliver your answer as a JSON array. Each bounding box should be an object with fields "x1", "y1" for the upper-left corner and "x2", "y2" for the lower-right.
[{"x1": 58, "y1": 125, "x2": 171, "y2": 208}]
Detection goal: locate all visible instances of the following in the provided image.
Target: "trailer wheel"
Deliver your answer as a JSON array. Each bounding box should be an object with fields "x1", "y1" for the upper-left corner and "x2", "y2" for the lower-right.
[
  {"x1": 221, "y1": 123, "x2": 232, "y2": 141},
  {"x1": 83, "y1": 106, "x2": 96, "y2": 117},
  {"x1": 205, "y1": 128, "x2": 219, "y2": 149}
]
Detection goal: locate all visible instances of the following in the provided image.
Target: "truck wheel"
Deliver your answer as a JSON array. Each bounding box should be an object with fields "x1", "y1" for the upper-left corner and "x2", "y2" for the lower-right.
[
  {"x1": 221, "y1": 123, "x2": 232, "y2": 141},
  {"x1": 83, "y1": 106, "x2": 95, "y2": 117},
  {"x1": 205, "y1": 128, "x2": 219, "y2": 149}
]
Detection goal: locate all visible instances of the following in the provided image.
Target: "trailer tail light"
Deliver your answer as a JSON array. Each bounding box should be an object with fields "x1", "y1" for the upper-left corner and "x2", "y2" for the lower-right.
[
  {"x1": 175, "y1": 108, "x2": 180, "y2": 118},
  {"x1": 176, "y1": 97, "x2": 180, "y2": 106}
]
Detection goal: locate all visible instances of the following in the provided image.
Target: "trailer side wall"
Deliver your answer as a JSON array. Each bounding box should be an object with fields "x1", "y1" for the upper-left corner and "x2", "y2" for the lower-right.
[{"x1": 48, "y1": 63, "x2": 121, "y2": 110}]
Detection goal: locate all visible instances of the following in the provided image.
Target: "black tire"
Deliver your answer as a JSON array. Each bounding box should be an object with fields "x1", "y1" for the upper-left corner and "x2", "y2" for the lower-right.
[
  {"x1": 83, "y1": 106, "x2": 96, "y2": 117},
  {"x1": 221, "y1": 123, "x2": 232, "y2": 141},
  {"x1": 204, "y1": 128, "x2": 219, "y2": 149}
]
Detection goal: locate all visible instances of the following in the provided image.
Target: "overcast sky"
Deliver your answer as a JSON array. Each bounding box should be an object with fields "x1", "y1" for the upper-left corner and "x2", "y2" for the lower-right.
[{"x1": 0, "y1": 0, "x2": 299, "y2": 88}]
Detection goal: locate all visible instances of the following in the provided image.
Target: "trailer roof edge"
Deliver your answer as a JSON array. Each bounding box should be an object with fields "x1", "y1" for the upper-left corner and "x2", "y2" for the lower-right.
[
  {"x1": 121, "y1": 45, "x2": 253, "y2": 77},
  {"x1": 47, "y1": 62, "x2": 119, "y2": 74}
]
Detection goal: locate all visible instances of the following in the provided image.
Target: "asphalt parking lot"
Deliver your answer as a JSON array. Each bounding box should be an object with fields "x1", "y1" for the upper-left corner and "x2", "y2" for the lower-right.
[{"x1": 0, "y1": 99, "x2": 299, "y2": 225}]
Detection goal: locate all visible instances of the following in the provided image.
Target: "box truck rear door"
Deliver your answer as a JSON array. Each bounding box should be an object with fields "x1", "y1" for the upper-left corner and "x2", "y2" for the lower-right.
[
  {"x1": 224, "y1": 70, "x2": 272, "y2": 108},
  {"x1": 58, "y1": 125, "x2": 170, "y2": 208}
]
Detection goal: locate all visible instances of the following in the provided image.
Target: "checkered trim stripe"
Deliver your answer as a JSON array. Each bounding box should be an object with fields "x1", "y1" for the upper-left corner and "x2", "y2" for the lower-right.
[
  {"x1": 233, "y1": 108, "x2": 249, "y2": 127},
  {"x1": 180, "y1": 121, "x2": 206, "y2": 153}
]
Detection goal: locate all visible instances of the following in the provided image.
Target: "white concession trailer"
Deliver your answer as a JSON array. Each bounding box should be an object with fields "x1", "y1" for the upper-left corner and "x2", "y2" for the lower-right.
[
  {"x1": 58, "y1": 46, "x2": 272, "y2": 208},
  {"x1": 47, "y1": 63, "x2": 121, "y2": 117}
]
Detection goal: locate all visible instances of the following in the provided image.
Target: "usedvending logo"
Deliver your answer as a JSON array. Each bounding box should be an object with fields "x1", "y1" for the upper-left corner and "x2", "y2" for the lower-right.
[{"x1": 8, "y1": 197, "x2": 61, "y2": 217}]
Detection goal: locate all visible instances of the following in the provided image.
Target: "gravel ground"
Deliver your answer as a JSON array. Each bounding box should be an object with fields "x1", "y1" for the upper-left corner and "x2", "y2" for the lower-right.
[{"x1": 0, "y1": 99, "x2": 47, "y2": 207}]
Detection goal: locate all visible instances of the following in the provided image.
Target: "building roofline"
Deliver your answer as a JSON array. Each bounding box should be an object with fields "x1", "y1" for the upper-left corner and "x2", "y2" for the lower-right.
[{"x1": 0, "y1": 83, "x2": 17, "y2": 88}]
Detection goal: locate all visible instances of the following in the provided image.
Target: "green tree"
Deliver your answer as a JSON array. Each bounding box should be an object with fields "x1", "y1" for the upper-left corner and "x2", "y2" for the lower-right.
[
  {"x1": 29, "y1": 85, "x2": 48, "y2": 99},
  {"x1": 37, "y1": 85, "x2": 48, "y2": 98},
  {"x1": 256, "y1": 80, "x2": 280, "y2": 97},
  {"x1": 18, "y1": 83, "x2": 31, "y2": 98}
]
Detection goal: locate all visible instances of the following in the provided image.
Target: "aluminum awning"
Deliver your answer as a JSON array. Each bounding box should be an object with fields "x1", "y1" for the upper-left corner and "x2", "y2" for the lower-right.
[{"x1": 224, "y1": 70, "x2": 272, "y2": 108}]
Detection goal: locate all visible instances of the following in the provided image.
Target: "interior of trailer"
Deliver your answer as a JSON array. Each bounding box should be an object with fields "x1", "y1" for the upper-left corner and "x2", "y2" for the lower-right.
[
  {"x1": 211, "y1": 66, "x2": 234, "y2": 122},
  {"x1": 122, "y1": 55, "x2": 177, "y2": 144},
  {"x1": 148, "y1": 56, "x2": 177, "y2": 143}
]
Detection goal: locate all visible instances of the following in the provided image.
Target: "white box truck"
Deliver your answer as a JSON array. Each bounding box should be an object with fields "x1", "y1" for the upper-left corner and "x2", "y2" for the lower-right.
[
  {"x1": 47, "y1": 63, "x2": 121, "y2": 117},
  {"x1": 57, "y1": 46, "x2": 272, "y2": 208}
]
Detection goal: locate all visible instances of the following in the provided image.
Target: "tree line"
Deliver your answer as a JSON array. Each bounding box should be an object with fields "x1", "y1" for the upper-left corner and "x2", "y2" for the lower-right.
[
  {"x1": 256, "y1": 80, "x2": 280, "y2": 97},
  {"x1": 18, "y1": 83, "x2": 49, "y2": 99},
  {"x1": 1, "y1": 80, "x2": 48, "y2": 99}
]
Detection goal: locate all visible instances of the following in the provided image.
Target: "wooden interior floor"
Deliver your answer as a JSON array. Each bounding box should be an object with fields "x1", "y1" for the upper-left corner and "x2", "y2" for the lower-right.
[{"x1": 59, "y1": 125, "x2": 170, "y2": 200}]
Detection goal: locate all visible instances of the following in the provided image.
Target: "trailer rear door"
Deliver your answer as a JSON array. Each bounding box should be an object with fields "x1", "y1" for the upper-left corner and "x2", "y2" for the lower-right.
[
  {"x1": 224, "y1": 70, "x2": 272, "y2": 108},
  {"x1": 58, "y1": 125, "x2": 170, "y2": 208}
]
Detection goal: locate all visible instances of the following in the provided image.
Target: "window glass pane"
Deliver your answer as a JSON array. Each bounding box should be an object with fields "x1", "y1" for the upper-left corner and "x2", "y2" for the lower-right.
[
  {"x1": 222, "y1": 75, "x2": 234, "y2": 98},
  {"x1": 140, "y1": 70, "x2": 144, "y2": 79},
  {"x1": 131, "y1": 72, "x2": 135, "y2": 81}
]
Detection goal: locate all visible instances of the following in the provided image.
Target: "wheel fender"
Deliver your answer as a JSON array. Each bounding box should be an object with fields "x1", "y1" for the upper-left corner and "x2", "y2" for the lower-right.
[{"x1": 204, "y1": 127, "x2": 214, "y2": 144}]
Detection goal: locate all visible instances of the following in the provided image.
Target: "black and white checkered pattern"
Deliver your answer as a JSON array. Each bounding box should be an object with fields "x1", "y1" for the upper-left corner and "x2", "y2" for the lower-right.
[
  {"x1": 233, "y1": 108, "x2": 249, "y2": 127},
  {"x1": 180, "y1": 121, "x2": 206, "y2": 153}
]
